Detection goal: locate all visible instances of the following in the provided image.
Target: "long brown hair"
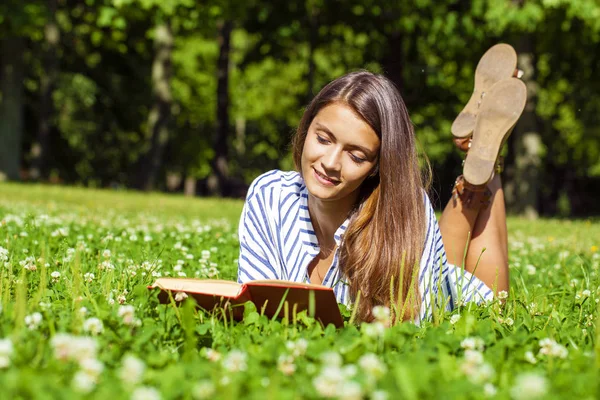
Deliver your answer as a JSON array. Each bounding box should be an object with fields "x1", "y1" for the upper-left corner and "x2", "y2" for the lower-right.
[{"x1": 291, "y1": 71, "x2": 430, "y2": 322}]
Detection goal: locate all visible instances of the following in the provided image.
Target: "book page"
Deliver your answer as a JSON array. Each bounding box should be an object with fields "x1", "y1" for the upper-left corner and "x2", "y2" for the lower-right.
[
  {"x1": 151, "y1": 278, "x2": 242, "y2": 297},
  {"x1": 248, "y1": 280, "x2": 333, "y2": 291}
]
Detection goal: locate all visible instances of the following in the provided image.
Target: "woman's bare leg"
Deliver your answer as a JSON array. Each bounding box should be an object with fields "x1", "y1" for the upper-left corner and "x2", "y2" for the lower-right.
[
  {"x1": 465, "y1": 175, "x2": 509, "y2": 292},
  {"x1": 439, "y1": 174, "x2": 509, "y2": 293}
]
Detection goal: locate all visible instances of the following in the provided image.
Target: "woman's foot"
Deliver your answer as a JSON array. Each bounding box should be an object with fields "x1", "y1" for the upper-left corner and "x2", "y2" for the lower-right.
[
  {"x1": 451, "y1": 44, "x2": 518, "y2": 139},
  {"x1": 463, "y1": 77, "x2": 527, "y2": 186}
]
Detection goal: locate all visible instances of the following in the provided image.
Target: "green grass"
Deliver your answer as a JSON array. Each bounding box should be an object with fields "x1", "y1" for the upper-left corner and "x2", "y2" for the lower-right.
[{"x1": 0, "y1": 182, "x2": 598, "y2": 399}]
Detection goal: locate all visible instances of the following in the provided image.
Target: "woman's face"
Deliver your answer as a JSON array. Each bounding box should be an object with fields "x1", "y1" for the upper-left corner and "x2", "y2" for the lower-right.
[{"x1": 301, "y1": 102, "x2": 380, "y2": 203}]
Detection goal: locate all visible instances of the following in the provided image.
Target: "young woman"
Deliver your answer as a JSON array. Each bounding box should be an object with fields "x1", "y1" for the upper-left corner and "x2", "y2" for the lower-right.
[{"x1": 236, "y1": 64, "x2": 526, "y2": 323}]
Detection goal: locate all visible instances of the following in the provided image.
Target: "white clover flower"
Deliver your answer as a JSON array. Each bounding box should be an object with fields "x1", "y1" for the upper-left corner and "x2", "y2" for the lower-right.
[
  {"x1": 313, "y1": 365, "x2": 345, "y2": 398},
  {"x1": 174, "y1": 291, "x2": 188, "y2": 302},
  {"x1": 79, "y1": 357, "x2": 104, "y2": 378},
  {"x1": 320, "y1": 351, "x2": 342, "y2": 367},
  {"x1": 538, "y1": 338, "x2": 568, "y2": 359},
  {"x1": 0, "y1": 246, "x2": 9, "y2": 262},
  {"x1": 582, "y1": 289, "x2": 591, "y2": 298},
  {"x1": 201, "y1": 250, "x2": 211, "y2": 260},
  {"x1": 83, "y1": 318, "x2": 104, "y2": 336},
  {"x1": 362, "y1": 321, "x2": 386, "y2": 338},
  {"x1": 461, "y1": 337, "x2": 485, "y2": 352},
  {"x1": 98, "y1": 261, "x2": 115, "y2": 271},
  {"x1": 51, "y1": 333, "x2": 74, "y2": 361},
  {"x1": 484, "y1": 383, "x2": 497, "y2": 397},
  {"x1": 0, "y1": 338, "x2": 13, "y2": 368},
  {"x1": 20, "y1": 256, "x2": 37, "y2": 271},
  {"x1": 102, "y1": 249, "x2": 111, "y2": 259},
  {"x1": 463, "y1": 349, "x2": 484, "y2": 365},
  {"x1": 192, "y1": 380, "x2": 215, "y2": 400},
  {"x1": 372, "y1": 390, "x2": 388, "y2": 400},
  {"x1": 277, "y1": 354, "x2": 296, "y2": 376},
  {"x1": 72, "y1": 337, "x2": 99, "y2": 364},
  {"x1": 524, "y1": 351, "x2": 537, "y2": 364},
  {"x1": 510, "y1": 373, "x2": 547, "y2": 400},
  {"x1": 118, "y1": 305, "x2": 136, "y2": 325},
  {"x1": 207, "y1": 267, "x2": 218, "y2": 278},
  {"x1": 466, "y1": 362, "x2": 494, "y2": 385},
  {"x1": 372, "y1": 305, "x2": 390, "y2": 324},
  {"x1": 203, "y1": 348, "x2": 221, "y2": 362},
  {"x1": 449, "y1": 314, "x2": 461, "y2": 325},
  {"x1": 117, "y1": 294, "x2": 127, "y2": 304},
  {"x1": 25, "y1": 312, "x2": 43, "y2": 330},
  {"x1": 72, "y1": 370, "x2": 96, "y2": 393},
  {"x1": 119, "y1": 354, "x2": 146, "y2": 386},
  {"x1": 497, "y1": 290, "x2": 508, "y2": 300},
  {"x1": 286, "y1": 338, "x2": 308, "y2": 357},
  {"x1": 222, "y1": 350, "x2": 247, "y2": 373},
  {"x1": 342, "y1": 364, "x2": 357, "y2": 379},
  {"x1": 526, "y1": 265, "x2": 536, "y2": 275},
  {"x1": 358, "y1": 353, "x2": 386, "y2": 380},
  {"x1": 338, "y1": 380, "x2": 362, "y2": 400},
  {"x1": 504, "y1": 317, "x2": 514, "y2": 326},
  {"x1": 570, "y1": 278, "x2": 579, "y2": 287},
  {"x1": 210, "y1": 247, "x2": 218, "y2": 253},
  {"x1": 50, "y1": 271, "x2": 61, "y2": 283},
  {"x1": 84, "y1": 272, "x2": 95, "y2": 283},
  {"x1": 131, "y1": 386, "x2": 161, "y2": 400},
  {"x1": 79, "y1": 307, "x2": 88, "y2": 316},
  {"x1": 52, "y1": 334, "x2": 99, "y2": 364}
]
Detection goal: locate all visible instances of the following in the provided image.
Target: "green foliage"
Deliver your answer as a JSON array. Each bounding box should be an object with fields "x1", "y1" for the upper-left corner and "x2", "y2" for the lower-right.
[
  {"x1": 0, "y1": 184, "x2": 599, "y2": 398},
  {"x1": 2, "y1": 0, "x2": 600, "y2": 211}
]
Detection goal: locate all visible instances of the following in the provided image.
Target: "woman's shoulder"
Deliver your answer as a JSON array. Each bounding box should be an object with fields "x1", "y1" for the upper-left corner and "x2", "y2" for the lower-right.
[{"x1": 247, "y1": 170, "x2": 304, "y2": 198}]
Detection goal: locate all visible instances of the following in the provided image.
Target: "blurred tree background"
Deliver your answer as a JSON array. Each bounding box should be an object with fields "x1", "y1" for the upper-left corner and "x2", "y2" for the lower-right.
[{"x1": 1, "y1": 0, "x2": 599, "y2": 217}]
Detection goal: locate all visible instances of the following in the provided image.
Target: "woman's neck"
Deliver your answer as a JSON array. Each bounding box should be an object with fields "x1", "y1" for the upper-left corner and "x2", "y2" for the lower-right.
[{"x1": 307, "y1": 193, "x2": 356, "y2": 249}]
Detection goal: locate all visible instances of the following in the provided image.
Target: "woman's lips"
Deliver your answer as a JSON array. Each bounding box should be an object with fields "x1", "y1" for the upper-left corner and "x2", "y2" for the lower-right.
[{"x1": 313, "y1": 168, "x2": 340, "y2": 186}]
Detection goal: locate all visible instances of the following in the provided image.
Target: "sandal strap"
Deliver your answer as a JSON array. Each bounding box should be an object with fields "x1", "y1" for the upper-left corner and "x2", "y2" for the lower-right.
[
  {"x1": 453, "y1": 136, "x2": 472, "y2": 153},
  {"x1": 452, "y1": 175, "x2": 492, "y2": 210}
]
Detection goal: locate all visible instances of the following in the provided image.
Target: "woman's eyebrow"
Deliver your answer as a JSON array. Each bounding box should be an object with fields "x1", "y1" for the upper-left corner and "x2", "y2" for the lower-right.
[
  {"x1": 315, "y1": 122, "x2": 375, "y2": 156},
  {"x1": 314, "y1": 122, "x2": 335, "y2": 138}
]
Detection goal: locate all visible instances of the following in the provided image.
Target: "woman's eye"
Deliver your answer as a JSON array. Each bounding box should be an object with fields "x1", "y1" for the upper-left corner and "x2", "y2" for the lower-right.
[
  {"x1": 349, "y1": 153, "x2": 366, "y2": 164},
  {"x1": 316, "y1": 135, "x2": 329, "y2": 144}
]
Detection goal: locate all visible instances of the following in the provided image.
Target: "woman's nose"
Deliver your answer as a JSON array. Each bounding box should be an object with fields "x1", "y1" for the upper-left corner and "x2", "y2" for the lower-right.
[{"x1": 321, "y1": 147, "x2": 342, "y2": 171}]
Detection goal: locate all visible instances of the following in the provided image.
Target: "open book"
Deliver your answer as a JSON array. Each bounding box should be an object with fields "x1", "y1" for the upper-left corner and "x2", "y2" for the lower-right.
[{"x1": 149, "y1": 278, "x2": 344, "y2": 328}]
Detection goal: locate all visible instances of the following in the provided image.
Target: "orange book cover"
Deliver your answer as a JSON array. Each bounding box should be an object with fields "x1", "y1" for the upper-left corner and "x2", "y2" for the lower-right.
[{"x1": 149, "y1": 278, "x2": 344, "y2": 328}]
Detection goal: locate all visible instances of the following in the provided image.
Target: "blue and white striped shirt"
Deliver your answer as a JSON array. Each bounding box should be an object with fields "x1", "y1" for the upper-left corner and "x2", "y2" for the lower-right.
[{"x1": 237, "y1": 170, "x2": 493, "y2": 322}]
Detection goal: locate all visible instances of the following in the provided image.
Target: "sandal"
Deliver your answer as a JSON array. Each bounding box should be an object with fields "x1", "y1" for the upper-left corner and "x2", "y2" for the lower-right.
[
  {"x1": 463, "y1": 77, "x2": 527, "y2": 186},
  {"x1": 451, "y1": 44, "x2": 518, "y2": 139},
  {"x1": 452, "y1": 175, "x2": 492, "y2": 210}
]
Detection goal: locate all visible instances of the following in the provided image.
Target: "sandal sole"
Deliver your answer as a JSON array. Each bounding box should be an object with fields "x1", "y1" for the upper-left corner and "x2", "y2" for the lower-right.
[
  {"x1": 451, "y1": 43, "x2": 518, "y2": 139},
  {"x1": 463, "y1": 78, "x2": 527, "y2": 186}
]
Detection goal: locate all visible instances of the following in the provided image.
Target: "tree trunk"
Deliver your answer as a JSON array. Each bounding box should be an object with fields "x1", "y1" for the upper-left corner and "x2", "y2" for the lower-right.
[
  {"x1": 504, "y1": 35, "x2": 542, "y2": 219},
  {"x1": 306, "y1": 3, "x2": 319, "y2": 101},
  {"x1": 31, "y1": 0, "x2": 59, "y2": 181},
  {"x1": 135, "y1": 22, "x2": 173, "y2": 191},
  {"x1": 207, "y1": 20, "x2": 233, "y2": 197},
  {"x1": 381, "y1": 29, "x2": 404, "y2": 94},
  {"x1": 0, "y1": 37, "x2": 26, "y2": 181}
]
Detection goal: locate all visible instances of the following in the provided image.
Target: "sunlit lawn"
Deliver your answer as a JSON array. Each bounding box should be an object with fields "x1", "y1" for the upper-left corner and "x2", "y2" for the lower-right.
[{"x1": 0, "y1": 182, "x2": 598, "y2": 399}]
